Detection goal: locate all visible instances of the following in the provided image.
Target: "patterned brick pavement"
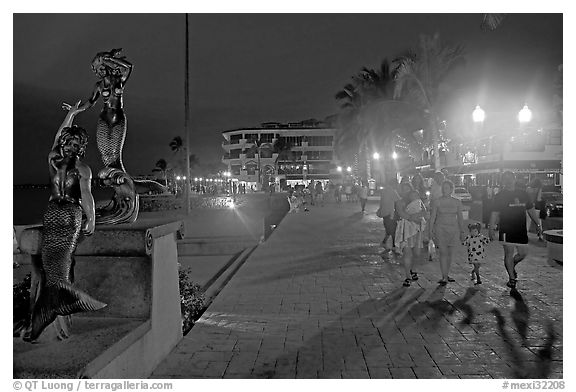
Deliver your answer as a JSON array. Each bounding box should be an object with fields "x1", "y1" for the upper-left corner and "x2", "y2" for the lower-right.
[{"x1": 152, "y1": 199, "x2": 563, "y2": 379}]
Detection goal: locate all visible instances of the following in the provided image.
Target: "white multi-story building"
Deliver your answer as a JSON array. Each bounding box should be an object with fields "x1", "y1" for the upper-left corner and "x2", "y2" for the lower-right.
[{"x1": 221, "y1": 121, "x2": 341, "y2": 189}]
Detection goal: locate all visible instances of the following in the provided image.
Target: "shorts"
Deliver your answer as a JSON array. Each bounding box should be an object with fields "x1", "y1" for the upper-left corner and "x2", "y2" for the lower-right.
[
  {"x1": 499, "y1": 231, "x2": 528, "y2": 245},
  {"x1": 383, "y1": 215, "x2": 396, "y2": 236}
]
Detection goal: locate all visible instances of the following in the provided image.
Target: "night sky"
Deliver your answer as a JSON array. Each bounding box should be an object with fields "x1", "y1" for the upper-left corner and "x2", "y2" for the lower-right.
[{"x1": 13, "y1": 13, "x2": 562, "y2": 184}]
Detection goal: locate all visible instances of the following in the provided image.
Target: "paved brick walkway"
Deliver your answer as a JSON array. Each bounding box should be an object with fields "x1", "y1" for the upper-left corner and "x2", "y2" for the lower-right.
[{"x1": 152, "y1": 199, "x2": 563, "y2": 379}]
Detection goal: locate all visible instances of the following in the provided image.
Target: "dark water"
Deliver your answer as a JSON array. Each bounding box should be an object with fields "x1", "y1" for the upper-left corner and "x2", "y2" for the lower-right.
[{"x1": 13, "y1": 187, "x2": 113, "y2": 225}]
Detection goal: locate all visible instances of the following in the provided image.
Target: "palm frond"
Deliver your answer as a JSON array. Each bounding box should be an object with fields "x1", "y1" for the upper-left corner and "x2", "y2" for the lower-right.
[{"x1": 481, "y1": 14, "x2": 506, "y2": 31}]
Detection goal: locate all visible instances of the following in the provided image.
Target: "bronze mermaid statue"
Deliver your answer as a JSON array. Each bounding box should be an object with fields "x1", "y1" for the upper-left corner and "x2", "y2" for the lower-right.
[
  {"x1": 76, "y1": 48, "x2": 139, "y2": 224},
  {"x1": 24, "y1": 101, "x2": 106, "y2": 342}
]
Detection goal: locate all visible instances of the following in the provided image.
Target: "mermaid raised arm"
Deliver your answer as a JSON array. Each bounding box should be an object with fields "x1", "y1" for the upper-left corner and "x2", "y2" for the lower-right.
[
  {"x1": 101, "y1": 48, "x2": 133, "y2": 83},
  {"x1": 50, "y1": 100, "x2": 85, "y2": 167}
]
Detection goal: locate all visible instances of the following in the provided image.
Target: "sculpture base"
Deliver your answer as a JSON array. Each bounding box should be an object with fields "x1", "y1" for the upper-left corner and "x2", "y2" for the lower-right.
[{"x1": 14, "y1": 317, "x2": 146, "y2": 378}]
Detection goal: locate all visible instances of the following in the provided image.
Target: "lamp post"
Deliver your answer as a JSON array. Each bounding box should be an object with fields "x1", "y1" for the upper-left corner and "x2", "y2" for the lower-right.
[{"x1": 372, "y1": 152, "x2": 382, "y2": 191}]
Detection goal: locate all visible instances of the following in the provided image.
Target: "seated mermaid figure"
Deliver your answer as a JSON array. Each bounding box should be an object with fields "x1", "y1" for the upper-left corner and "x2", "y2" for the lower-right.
[
  {"x1": 25, "y1": 101, "x2": 106, "y2": 342},
  {"x1": 76, "y1": 48, "x2": 138, "y2": 224}
]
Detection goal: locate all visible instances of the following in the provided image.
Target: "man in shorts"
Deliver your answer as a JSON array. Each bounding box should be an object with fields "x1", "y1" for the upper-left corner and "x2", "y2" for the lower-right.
[
  {"x1": 489, "y1": 171, "x2": 540, "y2": 289},
  {"x1": 379, "y1": 178, "x2": 401, "y2": 250}
]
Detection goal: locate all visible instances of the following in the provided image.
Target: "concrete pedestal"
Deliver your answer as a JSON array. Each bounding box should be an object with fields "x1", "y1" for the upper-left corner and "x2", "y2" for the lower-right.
[
  {"x1": 14, "y1": 219, "x2": 184, "y2": 379},
  {"x1": 544, "y1": 229, "x2": 563, "y2": 266}
]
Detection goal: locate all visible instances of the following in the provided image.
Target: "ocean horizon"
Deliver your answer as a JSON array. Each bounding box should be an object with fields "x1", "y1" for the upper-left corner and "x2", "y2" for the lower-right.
[{"x1": 13, "y1": 185, "x2": 114, "y2": 225}]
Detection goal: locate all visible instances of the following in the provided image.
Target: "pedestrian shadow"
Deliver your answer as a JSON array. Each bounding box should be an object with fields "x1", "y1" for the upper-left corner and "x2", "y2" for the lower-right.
[
  {"x1": 510, "y1": 288, "x2": 530, "y2": 344},
  {"x1": 243, "y1": 245, "x2": 385, "y2": 285},
  {"x1": 491, "y1": 305, "x2": 557, "y2": 379},
  {"x1": 393, "y1": 286, "x2": 478, "y2": 330},
  {"x1": 344, "y1": 211, "x2": 365, "y2": 222},
  {"x1": 251, "y1": 287, "x2": 420, "y2": 378}
]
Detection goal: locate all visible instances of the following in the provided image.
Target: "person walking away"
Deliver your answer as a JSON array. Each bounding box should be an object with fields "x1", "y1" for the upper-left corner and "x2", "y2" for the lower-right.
[
  {"x1": 334, "y1": 184, "x2": 342, "y2": 203},
  {"x1": 345, "y1": 183, "x2": 352, "y2": 202},
  {"x1": 411, "y1": 173, "x2": 427, "y2": 203},
  {"x1": 429, "y1": 171, "x2": 445, "y2": 209},
  {"x1": 396, "y1": 190, "x2": 427, "y2": 255},
  {"x1": 394, "y1": 183, "x2": 427, "y2": 287},
  {"x1": 359, "y1": 181, "x2": 369, "y2": 213},
  {"x1": 527, "y1": 179, "x2": 545, "y2": 240},
  {"x1": 315, "y1": 181, "x2": 324, "y2": 207},
  {"x1": 463, "y1": 222, "x2": 490, "y2": 285},
  {"x1": 379, "y1": 178, "x2": 400, "y2": 250},
  {"x1": 307, "y1": 181, "x2": 315, "y2": 206},
  {"x1": 489, "y1": 171, "x2": 540, "y2": 289},
  {"x1": 429, "y1": 180, "x2": 466, "y2": 285},
  {"x1": 482, "y1": 184, "x2": 494, "y2": 229}
]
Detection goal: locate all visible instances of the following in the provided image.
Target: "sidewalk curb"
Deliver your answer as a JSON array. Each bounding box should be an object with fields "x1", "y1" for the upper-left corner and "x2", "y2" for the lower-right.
[{"x1": 202, "y1": 245, "x2": 258, "y2": 306}]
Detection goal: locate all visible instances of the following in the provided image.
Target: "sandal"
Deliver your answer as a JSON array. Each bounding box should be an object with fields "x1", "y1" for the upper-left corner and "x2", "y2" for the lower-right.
[
  {"x1": 447, "y1": 277, "x2": 455, "y2": 282},
  {"x1": 438, "y1": 279, "x2": 447, "y2": 286},
  {"x1": 410, "y1": 270, "x2": 419, "y2": 281},
  {"x1": 470, "y1": 271, "x2": 476, "y2": 281},
  {"x1": 403, "y1": 279, "x2": 411, "y2": 287},
  {"x1": 506, "y1": 279, "x2": 517, "y2": 289},
  {"x1": 475, "y1": 278, "x2": 482, "y2": 285}
]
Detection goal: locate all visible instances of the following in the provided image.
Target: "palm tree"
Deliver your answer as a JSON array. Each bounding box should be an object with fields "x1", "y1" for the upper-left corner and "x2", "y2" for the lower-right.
[
  {"x1": 336, "y1": 59, "x2": 411, "y2": 179},
  {"x1": 169, "y1": 136, "x2": 183, "y2": 152},
  {"x1": 245, "y1": 137, "x2": 274, "y2": 189},
  {"x1": 152, "y1": 158, "x2": 169, "y2": 186},
  {"x1": 393, "y1": 33, "x2": 465, "y2": 170}
]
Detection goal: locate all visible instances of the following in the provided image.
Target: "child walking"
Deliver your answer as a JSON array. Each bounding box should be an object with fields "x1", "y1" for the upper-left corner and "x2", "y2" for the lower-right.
[{"x1": 462, "y1": 222, "x2": 490, "y2": 284}]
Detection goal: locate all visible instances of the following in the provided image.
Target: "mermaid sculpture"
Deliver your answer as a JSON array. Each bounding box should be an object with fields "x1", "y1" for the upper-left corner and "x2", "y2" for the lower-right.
[
  {"x1": 76, "y1": 48, "x2": 138, "y2": 224},
  {"x1": 24, "y1": 101, "x2": 106, "y2": 342}
]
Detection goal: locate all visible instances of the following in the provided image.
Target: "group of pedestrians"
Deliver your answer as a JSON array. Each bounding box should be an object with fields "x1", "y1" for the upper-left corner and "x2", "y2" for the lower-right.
[
  {"x1": 378, "y1": 170, "x2": 540, "y2": 290},
  {"x1": 287, "y1": 181, "x2": 325, "y2": 212}
]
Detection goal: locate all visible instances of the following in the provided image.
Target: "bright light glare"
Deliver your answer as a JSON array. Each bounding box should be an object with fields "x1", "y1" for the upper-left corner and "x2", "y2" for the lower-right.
[
  {"x1": 518, "y1": 105, "x2": 532, "y2": 123},
  {"x1": 472, "y1": 105, "x2": 485, "y2": 123},
  {"x1": 392, "y1": 151, "x2": 398, "y2": 160},
  {"x1": 337, "y1": 166, "x2": 342, "y2": 172},
  {"x1": 176, "y1": 176, "x2": 181, "y2": 180},
  {"x1": 373, "y1": 152, "x2": 380, "y2": 160},
  {"x1": 346, "y1": 166, "x2": 352, "y2": 172}
]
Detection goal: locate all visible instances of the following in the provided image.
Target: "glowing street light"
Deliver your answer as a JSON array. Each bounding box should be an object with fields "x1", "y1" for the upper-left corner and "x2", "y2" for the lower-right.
[
  {"x1": 373, "y1": 152, "x2": 380, "y2": 160},
  {"x1": 392, "y1": 151, "x2": 398, "y2": 160},
  {"x1": 472, "y1": 105, "x2": 485, "y2": 123},
  {"x1": 176, "y1": 175, "x2": 181, "y2": 181},
  {"x1": 518, "y1": 104, "x2": 532, "y2": 124},
  {"x1": 337, "y1": 166, "x2": 342, "y2": 172},
  {"x1": 346, "y1": 166, "x2": 352, "y2": 173},
  {"x1": 182, "y1": 176, "x2": 187, "y2": 180},
  {"x1": 194, "y1": 177, "x2": 198, "y2": 182}
]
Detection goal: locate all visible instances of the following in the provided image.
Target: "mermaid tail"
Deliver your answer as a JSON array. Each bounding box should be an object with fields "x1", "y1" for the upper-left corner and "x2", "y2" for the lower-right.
[
  {"x1": 26, "y1": 282, "x2": 106, "y2": 342},
  {"x1": 97, "y1": 115, "x2": 126, "y2": 171},
  {"x1": 95, "y1": 112, "x2": 139, "y2": 224},
  {"x1": 96, "y1": 168, "x2": 139, "y2": 225},
  {"x1": 26, "y1": 201, "x2": 107, "y2": 341}
]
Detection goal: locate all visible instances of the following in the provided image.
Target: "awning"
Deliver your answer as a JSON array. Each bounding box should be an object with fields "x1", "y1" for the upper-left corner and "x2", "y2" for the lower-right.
[{"x1": 446, "y1": 160, "x2": 561, "y2": 174}]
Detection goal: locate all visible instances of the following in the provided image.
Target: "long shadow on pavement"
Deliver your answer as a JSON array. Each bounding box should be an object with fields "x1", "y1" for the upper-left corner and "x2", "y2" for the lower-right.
[{"x1": 491, "y1": 290, "x2": 557, "y2": 379}]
